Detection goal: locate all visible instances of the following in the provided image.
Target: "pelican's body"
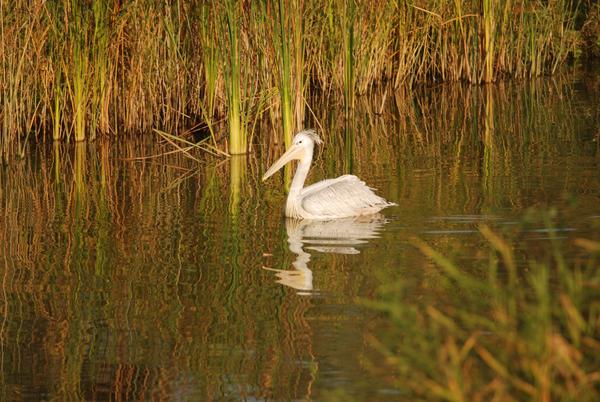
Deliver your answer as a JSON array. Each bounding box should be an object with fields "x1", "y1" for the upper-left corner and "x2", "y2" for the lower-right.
[{"x1": 262, "y1": 129, "x2": 396, "y2": 219}]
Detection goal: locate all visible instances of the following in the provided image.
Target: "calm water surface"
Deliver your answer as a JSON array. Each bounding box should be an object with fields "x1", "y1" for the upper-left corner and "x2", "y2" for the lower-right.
[{"x1": 1, "y1": 76, "x2": 599, "y2": 401}]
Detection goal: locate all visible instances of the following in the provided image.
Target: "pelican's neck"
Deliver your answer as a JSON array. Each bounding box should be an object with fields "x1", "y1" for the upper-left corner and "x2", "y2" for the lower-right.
[{"x1": 289, "y1": 150, "x2": 313, "y2": 197}]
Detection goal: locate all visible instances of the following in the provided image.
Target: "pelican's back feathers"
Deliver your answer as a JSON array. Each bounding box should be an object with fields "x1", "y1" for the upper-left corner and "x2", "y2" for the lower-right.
[{"x1": 300, "y1": 175, "x2": 395, "y2": 219}]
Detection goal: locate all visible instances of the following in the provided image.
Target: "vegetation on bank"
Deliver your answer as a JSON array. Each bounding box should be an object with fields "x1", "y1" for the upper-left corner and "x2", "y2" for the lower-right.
[{"x1": 0, "y1": 0, "x2": 598, "y2": 160}]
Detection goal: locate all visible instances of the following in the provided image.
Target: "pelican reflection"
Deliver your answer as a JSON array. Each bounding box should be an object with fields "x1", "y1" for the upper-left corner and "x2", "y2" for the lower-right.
[{"x1": 263, "y1": 215, "x2": 389, "y2": 295}]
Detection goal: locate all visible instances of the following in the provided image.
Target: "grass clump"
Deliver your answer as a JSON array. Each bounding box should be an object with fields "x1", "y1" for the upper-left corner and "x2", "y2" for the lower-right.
[{"x1": 367, "y1": 212, "x2": 600, "y2": 401}]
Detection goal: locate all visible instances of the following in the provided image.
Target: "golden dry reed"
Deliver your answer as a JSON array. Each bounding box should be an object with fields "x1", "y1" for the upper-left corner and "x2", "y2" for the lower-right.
[{"x1": 0, "y1": 0, "x2": 581, "y2": 160}]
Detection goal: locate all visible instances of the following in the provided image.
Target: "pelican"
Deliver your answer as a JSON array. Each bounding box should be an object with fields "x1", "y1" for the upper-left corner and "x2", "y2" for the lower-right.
[{"x1": 262, "y1": 129, "x2": 396, "y2": 219}]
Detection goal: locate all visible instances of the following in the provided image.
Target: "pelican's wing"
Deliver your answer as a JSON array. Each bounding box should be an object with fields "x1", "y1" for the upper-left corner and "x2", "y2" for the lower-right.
[{"x1": 300, "y1": 175, "x2": 394, "y2": 218}]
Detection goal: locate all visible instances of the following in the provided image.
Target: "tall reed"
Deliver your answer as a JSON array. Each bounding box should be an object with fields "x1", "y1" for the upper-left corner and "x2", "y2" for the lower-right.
[
  {"x1": 276, "y1": 0, "x2": 294, "y2": 148},
  {"x1": 224, "y1": 0, "x2": 245, "y2": 155},
  {"x1": 198, "y1": 3, "x2": 220, "y2": 124},
  {"x1": 292, "y1": 0, "x2": 306, "y2": 131},
  {"x1": 92, "y1": 0, "x2": 110, "y2": 136},
  {"x1": 70, "y1": 0, "x2": 90, "y2": 142},
  {"x1": 343, "y1": 0, "x2": 355, "y2": 114}
]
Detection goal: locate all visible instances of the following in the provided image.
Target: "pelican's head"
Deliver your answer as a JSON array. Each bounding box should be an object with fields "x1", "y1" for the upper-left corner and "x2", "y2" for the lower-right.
[
  {"x1": 262, "y1": 129, "x2": 322, "y2": 181},
  {"x1": 293, "y1": 129, "x2": 323, "y2": 147}
]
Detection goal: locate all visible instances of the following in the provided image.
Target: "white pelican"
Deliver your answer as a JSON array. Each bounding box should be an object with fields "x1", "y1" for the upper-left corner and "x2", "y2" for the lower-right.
[{"x1": 262, "y1": 129, "x2": 396, "y2": 219}]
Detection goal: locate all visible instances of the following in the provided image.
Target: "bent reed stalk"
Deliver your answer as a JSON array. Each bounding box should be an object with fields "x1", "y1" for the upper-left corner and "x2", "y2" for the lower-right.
[{"x1": 0, "y1": 0, "x2": 582, "y2": 160}]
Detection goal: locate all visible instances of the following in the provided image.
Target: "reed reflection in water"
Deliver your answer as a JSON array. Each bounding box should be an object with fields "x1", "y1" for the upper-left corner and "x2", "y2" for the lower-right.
[
  {"x1": 0, "y1": 74, "x2": 598, "y2": 400},
  {"x1": 264, "y1": 216, "x2": 389, "y2": 294}
]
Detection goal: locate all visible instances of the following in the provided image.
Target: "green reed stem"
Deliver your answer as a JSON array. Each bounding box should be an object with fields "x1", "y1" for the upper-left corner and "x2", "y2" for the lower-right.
[
  {"x1": 343, "y1": 0, "x2": 355, "y2": 115},
  {"x1": 53, "y1": 66, "x2": 63, "y2": 141},
  {"x1": 278, "y1": 0, "x2": 294, "y2": 148},
  {"x1": 483, "y1": 0, "x2": 495, "y2": 83},
  {"x1": 225, "y1": 0, "x2": 246, "y2": 155},
  {"x1": 70, "y1": 0, "x2": 88, "y2": 142},
  {"x1": 200, "y1": 3, "x2": 218, "y2": 120},
  {"x1": 292, "y1": 0, "x2": 305, "y2": 130},
  {"x1": 92, "y1": 0, "x2": 110, "y2": 136}
]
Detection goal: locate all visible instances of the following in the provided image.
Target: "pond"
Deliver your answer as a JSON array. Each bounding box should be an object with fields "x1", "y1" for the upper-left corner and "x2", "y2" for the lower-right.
[{"x1": 1, "y1": 73, "x2": 599, "y2": 401}]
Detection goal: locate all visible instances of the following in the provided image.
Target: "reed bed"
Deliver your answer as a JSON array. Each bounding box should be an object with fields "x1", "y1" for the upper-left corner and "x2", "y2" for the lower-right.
[{"x1": 0, "y1": 0, "x2": 583, "y2": 160}]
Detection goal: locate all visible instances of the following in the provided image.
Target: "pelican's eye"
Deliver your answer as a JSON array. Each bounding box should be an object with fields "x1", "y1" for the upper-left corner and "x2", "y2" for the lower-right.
[{"x1": 298, "y1": 140, "x2": 303, "y2": 144}]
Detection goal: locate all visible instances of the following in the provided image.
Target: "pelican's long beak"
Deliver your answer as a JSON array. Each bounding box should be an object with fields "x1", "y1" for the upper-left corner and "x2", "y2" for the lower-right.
[{"x1": 262, "y1": 144, "x2": 303, "y2": 181}]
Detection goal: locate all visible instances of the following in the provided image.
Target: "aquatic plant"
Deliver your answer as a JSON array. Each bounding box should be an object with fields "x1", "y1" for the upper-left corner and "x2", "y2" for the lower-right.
[
  {"x1": 276, "y1": 0, "x2": 294, "y2": 148},
  {"x1": 367, "y1": 214, "x2": 600, "y2": 401},
  {"x1": 70, "y1": 1, "x2": 89, "y2": 142},
  {"x1": 0, "y1": 0, "x2": 587, "y2": 159},
  {"x1": 223, "y1": 0, "x2": 245, "y2": 155}
]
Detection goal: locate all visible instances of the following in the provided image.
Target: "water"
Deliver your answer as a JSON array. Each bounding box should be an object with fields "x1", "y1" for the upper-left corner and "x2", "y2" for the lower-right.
[{"x1": 1, "y1": 75, "x2": 599, "y2": 401}]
